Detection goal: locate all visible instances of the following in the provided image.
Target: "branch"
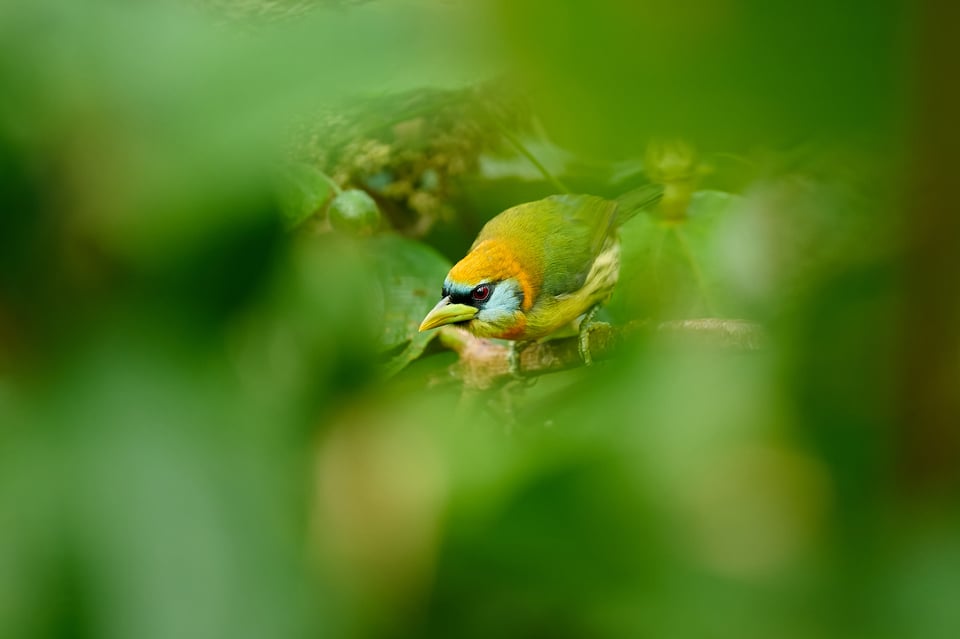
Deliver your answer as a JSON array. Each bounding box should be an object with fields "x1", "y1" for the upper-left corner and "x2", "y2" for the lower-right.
[{"x1": 430, "y1": 319, "x2": 764, "y2": 390}]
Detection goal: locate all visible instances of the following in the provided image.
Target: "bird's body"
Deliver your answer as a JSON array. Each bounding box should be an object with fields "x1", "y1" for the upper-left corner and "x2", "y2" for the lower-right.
[{"x1": 419, "y1": 187, "x2": 661, "y2": 345}]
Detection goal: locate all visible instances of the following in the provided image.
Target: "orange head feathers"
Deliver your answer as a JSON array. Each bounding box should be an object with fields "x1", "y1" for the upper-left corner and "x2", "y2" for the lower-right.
[{"x1": 447, "y1": 239, "x2": 537, "y2": 313}]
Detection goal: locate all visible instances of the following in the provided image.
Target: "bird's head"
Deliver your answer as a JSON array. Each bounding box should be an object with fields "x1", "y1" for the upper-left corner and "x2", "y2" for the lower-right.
[{"x1": 418, "y1": 239, "x2": 537, "y2": 339}]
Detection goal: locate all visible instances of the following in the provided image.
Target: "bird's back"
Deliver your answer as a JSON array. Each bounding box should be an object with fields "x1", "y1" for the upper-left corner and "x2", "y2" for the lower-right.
[{"x1": 475, "y1": 194, "x2": 619, "y2": 301}]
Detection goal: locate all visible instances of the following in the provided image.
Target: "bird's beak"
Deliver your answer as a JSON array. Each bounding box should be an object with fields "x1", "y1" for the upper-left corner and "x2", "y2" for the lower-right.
[{"x1": 418, "y1": 296, "x2": 478, "y2": 332}]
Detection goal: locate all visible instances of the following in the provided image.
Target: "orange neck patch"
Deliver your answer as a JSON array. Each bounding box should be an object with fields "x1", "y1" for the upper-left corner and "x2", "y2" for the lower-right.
[
  {"x1": 448, "y1": 239, "x2": 537, "y2": 311},
  {"x1": 498, "y1": 313, "x2": 528, "y2": 340}
]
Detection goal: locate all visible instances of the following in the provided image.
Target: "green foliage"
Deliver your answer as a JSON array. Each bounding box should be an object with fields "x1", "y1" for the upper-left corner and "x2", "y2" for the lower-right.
[
  {"x1": 329, "y1": 189, "x2": 381, "y2": 236},
  {"x1": 275, "y1": 162, "x2": 333, "y2": 229},
  {"x1": 492, "y1": 0, "x2": 903, "y2": 155},
  {"x1": 1, "y1": 2, "x2": 956, "y2": 639},
  {"x1": 368, "y1": 234, "x2": 451, "y2": 377},
  {"x1": 609, "y1": 190, "x2": 741, "y2": 320}
]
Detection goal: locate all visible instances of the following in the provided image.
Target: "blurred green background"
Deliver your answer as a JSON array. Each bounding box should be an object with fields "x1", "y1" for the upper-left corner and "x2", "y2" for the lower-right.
[{"x1": 2, "y1": 1, "x2": 958, "y2": 638}]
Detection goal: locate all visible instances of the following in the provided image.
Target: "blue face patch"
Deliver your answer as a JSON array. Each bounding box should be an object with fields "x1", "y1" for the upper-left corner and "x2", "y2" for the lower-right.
[
  {"x1": 482, "y1": 279, "x2": 522, "y2": 313},
  {"x1": 442, "y1": 278, "x2": 524, "y2": 314}
]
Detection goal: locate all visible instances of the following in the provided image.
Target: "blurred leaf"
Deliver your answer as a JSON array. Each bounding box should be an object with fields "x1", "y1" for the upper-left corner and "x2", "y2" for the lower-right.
[
  {"x1": 275, "y1": 163, "x2": 332, "y2": 229},
  {"x1": 228, "y1": 235, "x2": 382, "y2": 412},
  {"x1": 0, "y1": 1, "x2": 944, "y2": 638},
  {"x1": 329, "y1": 189, "x2": 381, "y2": 236},
  {"x1": 0, "y1": 0, "x2": 502, "y2": 268},
  {"x1": 493, "y1": 0, "x2": 903, "y2": 156},
  {"x1": 0, "y1": 329, "x2": 320, "y2": 639},
  {"x1": 610, "y1": 189, "x2": 741, "y2": 320},
  {"x1": 427, "y1": 452, "x2": 663, "y2": 639},
  {"x1": 367, "y1": 235, "x2": 451, "y2": 377}
]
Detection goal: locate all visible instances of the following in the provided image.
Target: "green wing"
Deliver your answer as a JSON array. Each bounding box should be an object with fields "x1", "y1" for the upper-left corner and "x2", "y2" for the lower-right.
[
  {"x1": 539, "y1": 194, "x2": 619, "y2": 297},
  {"x1": 545, "y1": 186, "x2": 662, "y2": 295},
  {"x1": 614, "y1": 183, "x2": 664, "y2": 226}
]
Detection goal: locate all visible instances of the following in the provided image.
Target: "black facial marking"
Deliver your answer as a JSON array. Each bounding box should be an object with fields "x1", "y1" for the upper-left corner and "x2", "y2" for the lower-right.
[{"x1": 447, "y1": 282, "x2": 495, "y2": 308}]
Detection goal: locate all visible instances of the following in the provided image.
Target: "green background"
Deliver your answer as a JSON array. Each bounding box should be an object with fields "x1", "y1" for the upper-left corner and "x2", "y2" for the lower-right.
[{"x1": 1, "y1": 1, "x2": 957, "y2": 638}]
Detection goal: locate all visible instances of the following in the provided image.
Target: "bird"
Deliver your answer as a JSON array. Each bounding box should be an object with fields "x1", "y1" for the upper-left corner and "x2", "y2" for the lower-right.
[{"x1": 418, "y1": 184, "x2": 663, "y2": 370}]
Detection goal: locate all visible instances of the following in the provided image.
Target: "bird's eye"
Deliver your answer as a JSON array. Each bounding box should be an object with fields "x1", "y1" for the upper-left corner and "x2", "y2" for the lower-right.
[{"x1": 471, "y1": 284, "x2": 490, "y2": 302}]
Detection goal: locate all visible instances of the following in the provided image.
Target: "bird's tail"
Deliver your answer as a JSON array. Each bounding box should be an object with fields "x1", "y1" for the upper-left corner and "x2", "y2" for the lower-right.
[{"x1": 614, "y1": 183, "x2": 664, "y2": 227}]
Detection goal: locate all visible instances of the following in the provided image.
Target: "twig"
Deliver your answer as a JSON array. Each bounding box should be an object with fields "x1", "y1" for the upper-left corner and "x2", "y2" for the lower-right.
[
  {"x1": 317, "y1": 169, "x2": 343, "y2": 195},
  {"x1": 486, "y1": 111, "x2": 570, "y2": 194},
  {"x1": 429, "y1": 319, "x2": 764, "y2": 390}
]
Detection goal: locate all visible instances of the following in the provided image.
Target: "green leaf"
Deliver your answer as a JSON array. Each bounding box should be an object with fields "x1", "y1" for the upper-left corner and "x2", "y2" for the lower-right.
[
  {"x1": 368, "y1": 235, "x2": 452, "y2": 376},
  {"x1": 609, "y1": 189, "x2": 742, "y2": 321},
  {"x1": 328, "y1": 189, "x2": 381, "y2": 236},
  {"x1": 275, "y1": 163, "x2": 332, "y2": 229}
]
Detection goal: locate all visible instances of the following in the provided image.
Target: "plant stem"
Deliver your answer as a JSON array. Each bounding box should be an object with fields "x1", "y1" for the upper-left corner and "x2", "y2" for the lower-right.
[
  {"x1": 489, "y1": 114, "x2": 570, "y2": 194},
  {"x1": 672, "y1": 226, "x2": 715, "y2": 316},
  {"x1": 317, "y1": 169, "x2": 343, "y2": 195}
]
